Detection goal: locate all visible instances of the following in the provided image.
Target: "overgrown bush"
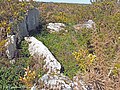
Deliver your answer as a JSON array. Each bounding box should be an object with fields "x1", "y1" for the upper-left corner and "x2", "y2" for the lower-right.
[{"x1": 19, "y1": 40, "x2": 30, "y2": 57}]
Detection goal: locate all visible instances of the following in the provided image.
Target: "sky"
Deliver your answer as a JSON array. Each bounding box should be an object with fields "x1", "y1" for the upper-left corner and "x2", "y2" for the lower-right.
[{"x1": 36, "y1": 0, "x2": 91, "y2": 4}]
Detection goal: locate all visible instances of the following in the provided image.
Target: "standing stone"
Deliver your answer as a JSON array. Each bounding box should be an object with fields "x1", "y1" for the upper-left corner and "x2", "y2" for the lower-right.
[
  {"x1": 5, "y1": 8, "x2": 40, "y2": 59},
  {"x1": 17, "y1": 16, "x2": 29, "y2": 43},
  {"x1": 27, "y1": 8, "x2": 40, "y2": 31}
]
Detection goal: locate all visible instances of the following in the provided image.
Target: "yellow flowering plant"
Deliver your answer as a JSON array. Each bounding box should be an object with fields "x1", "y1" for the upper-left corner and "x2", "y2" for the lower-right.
[
  {"x1": 19, "y1": 66, "x2": 36, "y2": 88},
  {"x1": 72, "y1": 48, "x2": 96, "y2": 72},
  {"x1": 88, "y1": 54, "x2": 96, "y2": 64}
]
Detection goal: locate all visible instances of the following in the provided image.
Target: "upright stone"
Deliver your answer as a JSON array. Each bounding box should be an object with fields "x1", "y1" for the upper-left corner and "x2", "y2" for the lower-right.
[
  {"x1": 27, "y1": 8, "x2": 39, "y2": 31},
  {"x1": 17, "y1": 16, "x2": 29, "y2": 43}
]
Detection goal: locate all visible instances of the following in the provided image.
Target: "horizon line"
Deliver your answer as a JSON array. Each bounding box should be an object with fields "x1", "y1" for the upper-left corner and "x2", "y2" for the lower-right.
[{"x1": 37, "y1": 1, "x2": 91, "y2": 4}]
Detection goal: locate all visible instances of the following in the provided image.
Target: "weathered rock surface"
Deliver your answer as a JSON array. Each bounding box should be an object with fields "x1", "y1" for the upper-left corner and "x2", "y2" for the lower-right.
[
  {"x1": 47, "y1": 23, "x2": 65, "y2": 33},
  {"x1": 25, "y1": 36, "x2": 61, "y2": 74},
  {"x1": 25, "y1": 37, "x2": 74, "y2": 90},
  {"x1": 5, "y1": 35, "x2": 17, "y2": 59},
  {"x1": 17, "y1": 16, "x2": 29, "y2": 43},
  {"x1": 5, "y1": 8, "x2": 40, "y2": 59},
  {"x1": 27, "y1": 8, "x2": 40, "y2": 31},
  {"x1": 39, "y1": 74, "x2": 73, "y2": 90},
  {"x1": 73, "y1": 20, "x2": 95, "y2": 31},
  {"x1": 25, "y1": 37, "x2": 93, "y2": 90}
]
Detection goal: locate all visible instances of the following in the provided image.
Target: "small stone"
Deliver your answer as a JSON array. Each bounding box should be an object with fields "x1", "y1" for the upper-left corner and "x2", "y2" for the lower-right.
[
  {"x1": 73, "y1": 20, "x2": 95, "y2": 31},
  {"x1": 10, "y1": 59, "x2": 15, "y2": 64}
]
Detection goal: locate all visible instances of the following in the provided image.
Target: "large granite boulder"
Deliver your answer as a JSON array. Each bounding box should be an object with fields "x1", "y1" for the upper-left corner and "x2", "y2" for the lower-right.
[{"x1": 25, "y1": 36, "x2": 61, "y2": 74}]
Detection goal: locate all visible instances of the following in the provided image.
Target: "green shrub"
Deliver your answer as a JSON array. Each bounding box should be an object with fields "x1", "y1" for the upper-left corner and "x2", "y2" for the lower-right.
[
  {"x1": 19, "y1": 40, "x2": 30, "y2": 57},
  {"x1": 0, "y1": 60, "x2": 26, "y2": 90}
]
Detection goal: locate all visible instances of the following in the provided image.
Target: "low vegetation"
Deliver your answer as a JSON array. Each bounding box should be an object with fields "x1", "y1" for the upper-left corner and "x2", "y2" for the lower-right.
[
  {"x1": 38, "y1": 0, "x2": 120, "y2": 89},
  {"x1": 0, "y1": 0, "x2": 120, "y2": 89},
  {"x1": 35, "y1": 27, "x2": 91, "y2": 78}
]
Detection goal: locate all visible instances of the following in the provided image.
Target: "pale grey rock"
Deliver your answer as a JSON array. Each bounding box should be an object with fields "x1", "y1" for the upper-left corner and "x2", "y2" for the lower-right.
[
  {"x1": 41, "y1": 74, "x2": 49, "y2": 84},
  {"x1": 73, "y1": 20, "x2": 95, "y2": 31},
  {"x1": 39, "y1": 74, "x2": 73, "y2": 90},
  {"x1": 27, "y1": 8, "x2": 39, "y2": 31},
  {"x1": 10, "y1": 59, "x2": 15, "y2": 64},
  {"x1": 117, "y1": 0, "x2": 120, "y2": 4},
  {"x1": 83, "y1": 20, "x2": 95, "y2": 28},
  {"x1": 5, "y1": 35, "x2": 17, "y2": 59},
  {"x1": 25, "y1": 36, "x2": 61, "y2": 74},
  {"x1": 31, "y1": 86, "x2": 36, "y2": 90},
  {"x1": 25, "y1": 37, "x2": 74, "y2": 90},
  {"x1": 47, "y1": 23, "x2": 65, "y2": 33}
]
